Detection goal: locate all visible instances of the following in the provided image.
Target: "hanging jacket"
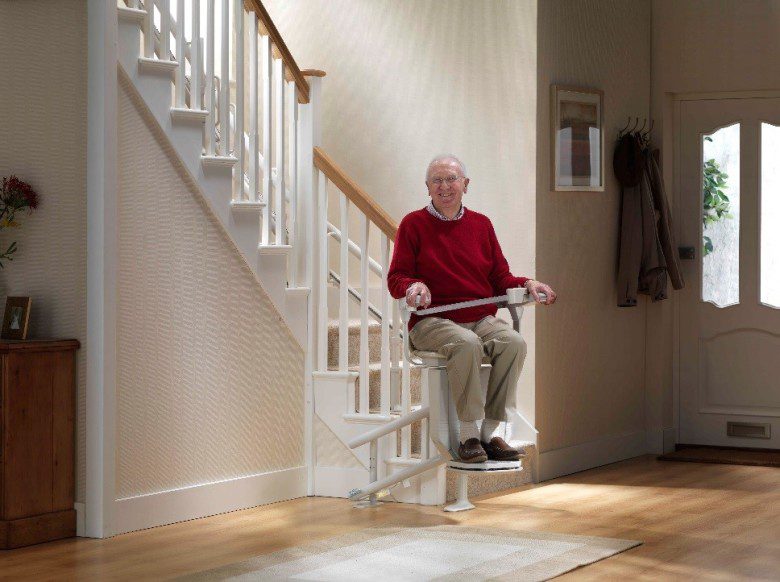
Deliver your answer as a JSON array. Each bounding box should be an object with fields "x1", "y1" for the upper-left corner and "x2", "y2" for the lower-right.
[{"x1": 616, "y1": 136, "x2": 685, "y2": 306}]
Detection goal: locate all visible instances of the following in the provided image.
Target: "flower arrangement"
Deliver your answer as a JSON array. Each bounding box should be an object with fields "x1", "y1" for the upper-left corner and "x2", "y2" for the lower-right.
[{"x1": 0, "y1": 176, "x2": 40, "y2": 268}]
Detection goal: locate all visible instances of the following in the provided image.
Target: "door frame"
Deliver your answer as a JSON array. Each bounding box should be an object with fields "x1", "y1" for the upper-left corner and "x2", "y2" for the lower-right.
[{"x1": 671, "y1": 89, "x2": 780, "y2": 445}]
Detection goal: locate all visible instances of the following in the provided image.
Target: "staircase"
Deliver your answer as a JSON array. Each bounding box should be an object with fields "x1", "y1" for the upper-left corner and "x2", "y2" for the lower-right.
[{"x1": 115, "y1": 0, "x2": 536, "y2": 508}]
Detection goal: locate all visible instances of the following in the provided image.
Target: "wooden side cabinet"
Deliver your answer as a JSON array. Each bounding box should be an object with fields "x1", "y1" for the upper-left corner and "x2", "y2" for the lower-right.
[{"x1": 0, "y1": 339, "x2": 80, "y2": 549}]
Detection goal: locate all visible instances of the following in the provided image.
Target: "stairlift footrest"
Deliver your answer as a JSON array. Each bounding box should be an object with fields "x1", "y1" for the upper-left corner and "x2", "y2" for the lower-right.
[{"x1": 447, "y1": 460, "x2": 522, "y2": 472}]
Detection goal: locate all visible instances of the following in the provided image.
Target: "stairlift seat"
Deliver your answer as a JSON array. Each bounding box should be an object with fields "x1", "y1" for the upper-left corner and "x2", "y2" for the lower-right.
[{"x1": 411, "y1": 350, "x2": 492, "y2": 366}]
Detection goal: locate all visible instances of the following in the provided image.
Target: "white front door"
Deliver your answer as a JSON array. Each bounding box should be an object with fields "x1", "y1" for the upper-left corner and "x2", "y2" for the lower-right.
[{"x1": 678, "y1": 96, "x2": 780, "y2": 448}]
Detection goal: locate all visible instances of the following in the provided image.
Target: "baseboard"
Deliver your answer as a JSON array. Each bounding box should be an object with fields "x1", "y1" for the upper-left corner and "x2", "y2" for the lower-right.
[
  {"x1": 114, "y1": 466, "x2": 307, "y2": 535},
  {"x1": 645, "y1": 427, "x2": 677, "y2": 454},
  {"x1": 74, "y1": 502, "x2": 86, "y2": 537},
  {"x1": 662, "y1": 427, "x2": 677, "y2": 453},
  {"x1": 314, "y1": 466, "x2": 368, "y2": 499},
  {"x1": 538, "y1": 430, "x2": 647, "y2": 481}
]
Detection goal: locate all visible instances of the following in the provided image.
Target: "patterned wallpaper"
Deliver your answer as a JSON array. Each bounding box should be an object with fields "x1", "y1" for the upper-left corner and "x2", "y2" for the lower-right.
[
  {"x1": 116, "y1": 79, "x2": 305, "y2": 497},
  {"x1": 0, "y1": 0, "x2": 88, "y2": 502}
]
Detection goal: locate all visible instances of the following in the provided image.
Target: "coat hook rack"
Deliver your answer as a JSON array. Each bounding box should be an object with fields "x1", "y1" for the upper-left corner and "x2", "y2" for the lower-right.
[{"x1": 618, "y1": 117, "x2": 655, "y2": 141}]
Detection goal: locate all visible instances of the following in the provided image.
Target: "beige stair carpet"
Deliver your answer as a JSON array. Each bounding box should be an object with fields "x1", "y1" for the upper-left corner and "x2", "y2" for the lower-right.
[{"x1": 178, "y1": 525, "x2": 641, "y2": 581}]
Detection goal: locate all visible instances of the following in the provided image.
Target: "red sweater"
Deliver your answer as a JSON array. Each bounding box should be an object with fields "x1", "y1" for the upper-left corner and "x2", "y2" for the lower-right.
[{"x1": 387, "y1": 208, "x2": 528, "y2": 328}]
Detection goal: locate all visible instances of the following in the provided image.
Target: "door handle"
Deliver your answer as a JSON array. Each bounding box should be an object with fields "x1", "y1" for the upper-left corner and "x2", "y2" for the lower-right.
[{"x1": 679, "y1": 246, "x2": 695, "y2": 260}]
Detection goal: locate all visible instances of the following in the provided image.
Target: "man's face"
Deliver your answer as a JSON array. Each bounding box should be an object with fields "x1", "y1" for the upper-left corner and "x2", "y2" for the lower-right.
[{"x1": 426, "y1": 160, "x2": 469, "y2": 218}]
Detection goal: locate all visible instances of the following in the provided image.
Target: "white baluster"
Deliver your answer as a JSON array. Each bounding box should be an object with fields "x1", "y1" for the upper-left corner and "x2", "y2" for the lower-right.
[
  {"x1": 391, "y1": 299, "x2": 401, "y2": 457},
  {"x1": 288, "y1": 81, "x2": 298, "y2": 285},
  {"x1": 160, "y1": 0, "x2": 170, "y2": 60},
  {"x1": 175, "y1": 0, "x2": 185, "y2": 106},
  {"x1": 191, "y1": 0, "x2": 201, "y2": 110},
  {"x1": 391, "y1": 299, "x2": 401, "y2": 414},
  {"x1": 144, "y1": 0, "x2": 154, "y2": 58},
  {"x1": 273, "y1": 58, "x2": 286, "y2": 245},
  {"x1": 219, "y1": 0, "x2": 229, "y2": 156},
  {"x1": 380, "y1": 235, "x2": 391, "y2": 417},
  {"x1": 204, "y1": 0, "x2": 215, "y2": 154},
  {"x1": 359, "y1": 214, "x2": 370, "y2": 415},
  {"x1": 248, "y1": 16, "x2": 258, "y2": 202},
  {"x1": 338, "y1": 194, "x2": 350, "y2": 373},
  {"x1": 401, "y1": 318, "x2": 411, "y2": 458},
  {"x1": 234, "y1": 0, "x2": 244, "y2": 199},
  {"x1": 317, "y1": 171, "x2": 329, "y2": 372},
  {"x1": 261, "y1": 35, "x2": 271, "y2": 243}
]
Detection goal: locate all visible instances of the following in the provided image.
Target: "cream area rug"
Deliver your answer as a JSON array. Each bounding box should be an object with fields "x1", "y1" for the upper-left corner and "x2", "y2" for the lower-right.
[{"x1": 179, "y1": 525, "x2": 641, "y2": 581}]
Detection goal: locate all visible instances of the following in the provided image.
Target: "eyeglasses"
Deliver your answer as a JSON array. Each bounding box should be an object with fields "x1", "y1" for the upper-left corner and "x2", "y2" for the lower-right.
[{"x1": 429, "y1": 176, "x2": 465, "y2": 186}]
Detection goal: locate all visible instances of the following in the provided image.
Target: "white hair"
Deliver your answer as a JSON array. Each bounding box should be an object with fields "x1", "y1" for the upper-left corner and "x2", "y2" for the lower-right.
[{"x1": 426, "y1": 155, "x2": 468, "y2": 182}]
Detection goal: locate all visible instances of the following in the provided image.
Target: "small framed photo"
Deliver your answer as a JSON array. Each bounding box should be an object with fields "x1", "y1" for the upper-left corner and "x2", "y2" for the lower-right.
[
  {"x1": 2, "y1": 296, "x2": 31, "y2": 340},
  {"x1": 551, "y1": 85, "x2": 605, "y2": 191}
]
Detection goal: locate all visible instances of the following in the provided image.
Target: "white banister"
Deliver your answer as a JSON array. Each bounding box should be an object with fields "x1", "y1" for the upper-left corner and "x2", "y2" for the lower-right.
[
  {"x1": 316, "y1": 170, "x2": 329, "y2": 372},
  {"x1": 248, "y1": 16, "x2": 259, "y2": 201},
  {"x1": 175, "y1": 0, "x2": 185, "y2": 106},
  {"x1": 234, "y1": 0, "x2": 245, "y2": 199},
  {"x1": 338, "y1": 194, "x2": 349, "y2": 373},
  {"x1": 261, "y1": 34, "x2": 271, "y2": 243},
  {"x1": 191, "y1": 0, "x2": 201, "y2": 110},
  {"x1": 219, "y1": 0, "x2": 229, "y2": 156},
  {"x1": 358, "y1": 214, "x2": 370, "y2": 415},
  {"x1": 204, "y1": 0, "x2": 215, "y2": 154},
  {"x1": 380, "y1": 234, "x2": 391, "y2": 417},
  {"x1": 160, "y1": 0, "x2": 170, "y2": 59},
  {"x1": 273, "y1": 58, "x2": 286, "y2": 245}
]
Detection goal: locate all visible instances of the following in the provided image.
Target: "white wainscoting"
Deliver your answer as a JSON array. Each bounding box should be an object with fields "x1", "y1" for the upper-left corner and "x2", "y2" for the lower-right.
[
  {"x1": 538, "y1": 430, "x2": 648, "y2": 482},
  {"x1": 114, "y1": 466, "x2": 307, "y2": 535}
]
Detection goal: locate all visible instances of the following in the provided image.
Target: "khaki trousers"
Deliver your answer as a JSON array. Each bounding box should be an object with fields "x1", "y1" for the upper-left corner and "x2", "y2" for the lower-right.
[{"x1": 409, "y1": 315, "x2": 527, "y2": 422}]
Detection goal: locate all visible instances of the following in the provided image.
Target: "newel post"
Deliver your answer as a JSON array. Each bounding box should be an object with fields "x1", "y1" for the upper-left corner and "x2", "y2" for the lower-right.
[{"x1": 298, "y1": 72, "x2": 324, "y2": 495}]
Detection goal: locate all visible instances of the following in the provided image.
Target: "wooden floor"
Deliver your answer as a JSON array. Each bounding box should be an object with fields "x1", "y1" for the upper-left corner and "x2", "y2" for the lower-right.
[{"x1": 1, "y1": 454, "x2": 778, "y2": 581}]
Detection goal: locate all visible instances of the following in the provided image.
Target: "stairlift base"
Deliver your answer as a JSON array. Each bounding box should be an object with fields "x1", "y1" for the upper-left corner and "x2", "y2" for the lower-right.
[{"x1": 443, "y1": 461, "x2": 523, "y2": 512}]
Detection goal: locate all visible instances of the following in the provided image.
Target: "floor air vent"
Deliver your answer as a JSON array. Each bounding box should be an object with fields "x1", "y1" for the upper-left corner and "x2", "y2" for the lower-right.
[{"x1": 727, "y1": 422, "x2": 771, "y2": 439}]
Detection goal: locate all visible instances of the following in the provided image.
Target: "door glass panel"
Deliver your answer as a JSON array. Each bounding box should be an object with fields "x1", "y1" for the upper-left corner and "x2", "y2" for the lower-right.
[
  {"x1": 761, "y1": 123, "x2": 780, "y2": 308},
  {"x1": 702, "y1": 123, "x2": 740, "y2": 307}
]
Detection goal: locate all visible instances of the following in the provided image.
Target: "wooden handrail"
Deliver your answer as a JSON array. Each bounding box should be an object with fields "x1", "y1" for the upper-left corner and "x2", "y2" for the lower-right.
[
  {"x1": 244, "y1": 0, "x2": 310, "y2": 104},
  {"x1": 314, "y1": 147, "x2": 398, "y2": 242}
]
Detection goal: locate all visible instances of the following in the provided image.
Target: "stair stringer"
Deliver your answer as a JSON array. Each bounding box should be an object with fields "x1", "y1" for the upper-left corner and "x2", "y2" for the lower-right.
[{"x1": 116, "y1": 16, "x2": 306, "y2": 347}]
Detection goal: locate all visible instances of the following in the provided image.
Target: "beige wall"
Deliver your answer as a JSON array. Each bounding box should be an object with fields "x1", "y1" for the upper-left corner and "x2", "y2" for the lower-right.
[
  {"x1": 0, "y1": 0, "x2": 88, "y2": 502},
  {"x1": 649, "y1": 0, "x2": 780, "y2": 432},
  {"x1": 117, "y1": 80, "x2": 305, "y2": 497},
  {"x1": 536, "y1": 0, "x2": 652, "y2": 454},
  {"x1": 264, "y1": 0, "x2": 539, "y2": 423}
]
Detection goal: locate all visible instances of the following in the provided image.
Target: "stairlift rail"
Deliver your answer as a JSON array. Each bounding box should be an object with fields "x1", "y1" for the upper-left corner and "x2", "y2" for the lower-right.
[{"x1": 347, "y1": 406, "x2": 430, "y2": 450}]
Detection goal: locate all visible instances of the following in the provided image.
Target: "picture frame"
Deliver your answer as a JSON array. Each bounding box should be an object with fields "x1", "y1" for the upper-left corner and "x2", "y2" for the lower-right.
[
  {"x1": 2, "y1": 296, "x2": 32, "y2": 340},
  {"x1": 551, "y1": 85, "x2": 605, "y2": 192}
]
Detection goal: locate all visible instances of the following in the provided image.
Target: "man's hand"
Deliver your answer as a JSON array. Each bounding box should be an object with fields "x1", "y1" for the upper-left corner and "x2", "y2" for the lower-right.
[
  {"x1": 525, "y1": 280, "x2": 557, "y2": 305},
  {"x1": 406, "y1": 282, "x2": 432, "y2": 308}
]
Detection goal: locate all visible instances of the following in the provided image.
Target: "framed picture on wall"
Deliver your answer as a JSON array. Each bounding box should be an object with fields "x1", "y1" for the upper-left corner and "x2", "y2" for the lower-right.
[{"x1": 551, "y1": 85, "x2": 605, "y2": 191}]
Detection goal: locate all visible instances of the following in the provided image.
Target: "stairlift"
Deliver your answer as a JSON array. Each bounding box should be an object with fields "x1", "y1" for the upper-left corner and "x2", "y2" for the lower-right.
[
  {"x1": 403, "y1": 287, "x2": 541, "y2": 511},
  {"x1": 347, "y1": 287, "x2": 541, "y2": 511}
]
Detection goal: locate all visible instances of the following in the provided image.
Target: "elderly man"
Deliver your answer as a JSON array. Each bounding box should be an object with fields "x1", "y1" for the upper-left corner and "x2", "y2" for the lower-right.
[{"x1": 387, "y1": 155, "x2": 557, "y2": 463}]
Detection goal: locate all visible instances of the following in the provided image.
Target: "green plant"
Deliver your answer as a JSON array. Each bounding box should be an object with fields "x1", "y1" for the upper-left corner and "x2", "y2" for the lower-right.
[
  {"x1": 0, "y1": 175, "x2": 40, "y2": 268},
  {"x1": 702, "y1": 137, "x2": 733, "y2": 256}
]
